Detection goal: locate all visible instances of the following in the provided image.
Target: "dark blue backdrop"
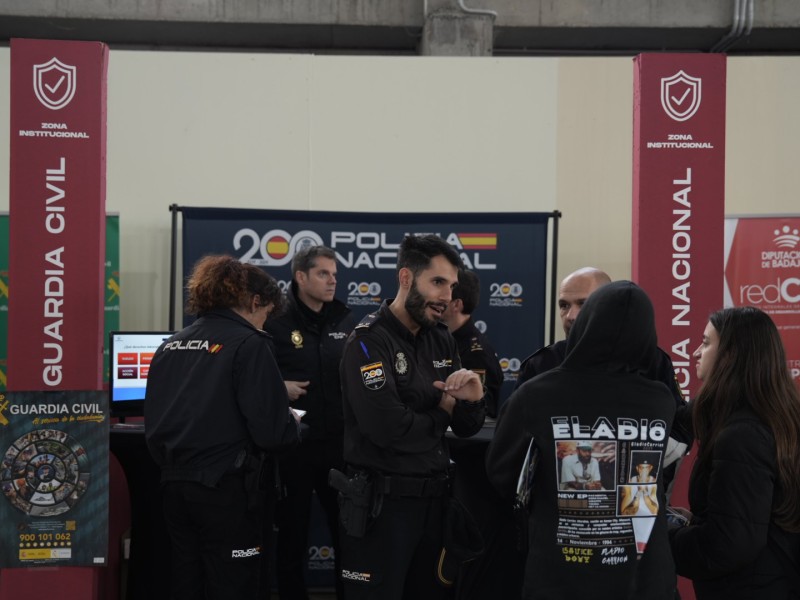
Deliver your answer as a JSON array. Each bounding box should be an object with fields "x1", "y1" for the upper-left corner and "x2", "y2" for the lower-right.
[
  {"x1": 180, "y1": 207, "x2": 552, "y2": 403},
  {"x1": 178, "y1": 207, "x2": 553, "y2": 587}
]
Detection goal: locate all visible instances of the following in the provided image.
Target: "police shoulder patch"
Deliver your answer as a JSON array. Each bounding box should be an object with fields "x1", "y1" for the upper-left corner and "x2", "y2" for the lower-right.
[{"x1": 360, "y1": 362, "x2": 386, "y2": 390}]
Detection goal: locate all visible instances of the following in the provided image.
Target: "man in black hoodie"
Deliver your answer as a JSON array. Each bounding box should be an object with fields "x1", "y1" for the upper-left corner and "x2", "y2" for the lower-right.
[
  {"x1": 486, "y1": 281, "x2": 677, "y2": 599},
  {"x1": 516, "y1": 267, "x2": 691, "y2": 490}
]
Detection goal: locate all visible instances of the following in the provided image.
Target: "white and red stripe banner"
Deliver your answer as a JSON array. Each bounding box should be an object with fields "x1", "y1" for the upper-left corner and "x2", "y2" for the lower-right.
[
  {"x1": 8, "y1": 39, "x2": 109, "y2": 391},
  {"x1": 632, "y1": 53, "x2": 727, "y2": 401}
]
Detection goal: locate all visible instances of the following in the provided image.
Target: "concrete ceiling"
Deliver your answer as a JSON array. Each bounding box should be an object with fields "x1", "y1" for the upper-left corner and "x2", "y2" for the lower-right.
[{"x1": 1, "y1": 0, "x2": 798, "y2": 55}]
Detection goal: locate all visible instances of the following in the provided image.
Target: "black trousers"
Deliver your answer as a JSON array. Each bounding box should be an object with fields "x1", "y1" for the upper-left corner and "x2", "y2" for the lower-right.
[
  {"x1": 162, "y1": 472, "x2": 267, "y2": 600},
  {"x1": 339, "y1": 493, "x2": 448, "y2": 600},
  {"x1": 275, "y1": 438, "x2": 343, "y2": 600}
]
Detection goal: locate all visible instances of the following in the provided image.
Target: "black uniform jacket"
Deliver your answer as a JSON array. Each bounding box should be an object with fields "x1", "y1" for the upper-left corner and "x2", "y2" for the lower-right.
[
  {"x1": 451, "y1": 317, "x2": 504, "y2": 418},
  {"x1": 145, "y1": 309, "x2": 299, "y2": 486},
  {"x1": 263, "y1": 281, "x2": 355, "y2": 441},
  {"x1": 670, "y1": 409, "x2": 800, "y2": 599},
  {"x1": 486, "y1": 281, "x2": 677, "y2": 600},
  {"x1": 340, "y1": 300, "x2": 486, "y2": 477}
]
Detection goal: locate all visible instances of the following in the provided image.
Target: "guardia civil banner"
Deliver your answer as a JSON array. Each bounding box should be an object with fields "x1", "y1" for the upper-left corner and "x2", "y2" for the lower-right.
[
  {"x1": 8, "y1": 38, "x2": 109, "y2": 391},
  {"x1": 0, "y1": 215, "x2": 8, "y2": 391},
  {"x1": 103, "y1": 215, "x2": 121, "y2": 384},
  {"x1": 724, "y1": 215, "x2": 800, "y2": 386},
  {"x1": 0, "y1": 214, "x2": 119, "y2": 391},
  {"x1": 181, "y1": 207, "x2": 552, "y2": 406}
]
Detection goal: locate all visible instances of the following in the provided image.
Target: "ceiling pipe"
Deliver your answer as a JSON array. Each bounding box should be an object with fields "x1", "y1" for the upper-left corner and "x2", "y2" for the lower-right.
[
  {"x1": 710, "y1": 0, "x2": 754, "y2": 53},
  {"x1": 457, "y1": 0, "x2": 497, "y2": 19}
]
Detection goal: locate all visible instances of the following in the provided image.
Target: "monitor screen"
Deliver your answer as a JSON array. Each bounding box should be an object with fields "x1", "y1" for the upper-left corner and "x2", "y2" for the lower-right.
[{"x1": 109, "y1": 330, "x2": 174, "y2": 418}]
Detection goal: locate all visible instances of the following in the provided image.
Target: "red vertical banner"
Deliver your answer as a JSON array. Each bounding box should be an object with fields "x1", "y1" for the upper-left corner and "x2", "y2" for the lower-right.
[
  {"x1": 8, "y1": 39, "x2": 109, "y2": 391},
  {"x1": 632, "y1": 54, "x2": 726, "y2": 401},
  {"x1": 725, "y1": 216, "x2": 800, "y2": 387}
]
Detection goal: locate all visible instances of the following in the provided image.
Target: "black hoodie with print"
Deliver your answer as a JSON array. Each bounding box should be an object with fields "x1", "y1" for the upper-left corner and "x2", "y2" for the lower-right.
[{"x1": 486, "y1": 281, "x2": 676, "y2": 600}]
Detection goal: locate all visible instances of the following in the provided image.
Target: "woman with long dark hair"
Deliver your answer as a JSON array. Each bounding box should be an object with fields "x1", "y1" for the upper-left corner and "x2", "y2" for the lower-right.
[{"x1": 670, "y1": 306, "x2": 800, "y2": 599}]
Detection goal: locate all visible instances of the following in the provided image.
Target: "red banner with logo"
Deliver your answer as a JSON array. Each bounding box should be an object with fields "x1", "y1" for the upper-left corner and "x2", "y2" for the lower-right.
[
  {"x1": 632, "y1": 53, "x2": 726, "y2": 401},
  {"x1": 725, "y1": 216, "x2": 800, "y2": 386},
  {"x1": 8, "y1": 39, "x2": 109, "y2": 391}
]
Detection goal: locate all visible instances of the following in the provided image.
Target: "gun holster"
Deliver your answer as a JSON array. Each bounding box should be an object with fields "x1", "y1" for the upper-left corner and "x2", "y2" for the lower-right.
[
  {"x1": 242, "y1": 450, "x2": 271, "y2": 511},
  {"x1": 329, "y1": 468, "x2": 377, "y2": 538}
]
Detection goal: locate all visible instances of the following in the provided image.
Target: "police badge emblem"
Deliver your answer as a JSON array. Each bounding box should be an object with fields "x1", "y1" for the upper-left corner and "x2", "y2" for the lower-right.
[
  {"x1": 291, "y1": 330, "x2": 303, "y2": 349},
  {"x1": 395, "y1": 352, "x2": 408, "y2": 375}
]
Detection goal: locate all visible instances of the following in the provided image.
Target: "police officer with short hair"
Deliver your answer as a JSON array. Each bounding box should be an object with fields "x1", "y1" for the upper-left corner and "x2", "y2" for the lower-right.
[
  {"x1": 337, "y1": 234, "x2": 486, "y2": 600},
  {"x1": 264, "y1": 245, "x2": 355, "y2": 600},
  {"x1": 145, "y1": 255, "x2": 300, "y2": 600},
  {"x1": 440, "y1": 268, "x2": 504, "y2": 418}
]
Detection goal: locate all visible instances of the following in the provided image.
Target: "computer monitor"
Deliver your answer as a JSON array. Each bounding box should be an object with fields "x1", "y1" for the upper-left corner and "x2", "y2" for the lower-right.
[{"x1": 109, "y1": 330, "x2": 173, "y2": 419}]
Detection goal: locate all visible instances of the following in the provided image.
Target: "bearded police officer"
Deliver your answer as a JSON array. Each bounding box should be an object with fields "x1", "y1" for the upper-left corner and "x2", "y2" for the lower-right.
[{"x1": 336, "y1": 234, "x2": 486, "y2": 600}]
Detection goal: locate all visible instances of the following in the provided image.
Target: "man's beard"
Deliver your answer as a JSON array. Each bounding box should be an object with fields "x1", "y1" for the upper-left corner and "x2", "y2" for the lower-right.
[{"x1": 405, "y1": 280, "x2": 441, "y2": 329}]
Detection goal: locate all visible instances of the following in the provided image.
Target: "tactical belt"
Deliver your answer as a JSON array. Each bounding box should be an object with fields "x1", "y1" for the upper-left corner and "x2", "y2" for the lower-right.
[{"x1": 374, "y1": 473, "x2": 449, "y2": 498}]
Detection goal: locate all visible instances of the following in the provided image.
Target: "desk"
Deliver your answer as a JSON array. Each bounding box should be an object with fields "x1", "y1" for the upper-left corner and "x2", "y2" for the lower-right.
[
  {"x1": 110, "y1": 422, "x2": 501, "y2": 599},
  {"x1": 110, "y1": 425, "x2": 336, "y2": 597},
  {"x1": 447, "y1": 420, "x2": 525, "y2": 600}
]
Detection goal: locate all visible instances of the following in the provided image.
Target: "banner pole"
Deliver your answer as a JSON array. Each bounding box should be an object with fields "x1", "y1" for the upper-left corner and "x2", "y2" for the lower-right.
[
  {"x1": 169, "y1": 204, "x2": 180, "y2": 331},
  {"x1": 548, "y1": 210, "x2": 561, "y2": 345}
]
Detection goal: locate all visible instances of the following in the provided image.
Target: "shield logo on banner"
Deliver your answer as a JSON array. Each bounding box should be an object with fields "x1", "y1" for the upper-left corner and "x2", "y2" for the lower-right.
[
  {"x1": 660, "y1": 70, "x2": 702, "y2": 122},
  {"x1": 33, "y1": 57, "x2": 77, "y2": 110}
]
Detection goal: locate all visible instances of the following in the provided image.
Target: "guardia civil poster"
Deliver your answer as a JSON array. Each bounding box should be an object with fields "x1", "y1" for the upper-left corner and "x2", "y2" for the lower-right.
[{"x1": 0, "y1": 390, "x2": 108, "y2": 567}]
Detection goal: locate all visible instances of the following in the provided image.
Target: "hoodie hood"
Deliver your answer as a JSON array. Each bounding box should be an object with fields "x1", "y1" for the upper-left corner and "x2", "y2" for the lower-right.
[{"x1": 563, "y1": 280, "x2": 657, "y2": 373}]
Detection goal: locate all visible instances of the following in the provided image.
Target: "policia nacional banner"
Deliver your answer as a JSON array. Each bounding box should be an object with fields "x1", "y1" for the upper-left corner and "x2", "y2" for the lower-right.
[
  {"x1": 632, "y1": 54, "x2": 726, "y2": 401},
  {"x1": 179, "y1": 207, "x2": 553, "y2": 405}
]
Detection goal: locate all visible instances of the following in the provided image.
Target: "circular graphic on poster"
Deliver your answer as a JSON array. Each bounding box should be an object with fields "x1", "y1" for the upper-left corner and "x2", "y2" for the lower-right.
[{"x1": 1, "y1": 429, "x2": 91, "y2": 517}]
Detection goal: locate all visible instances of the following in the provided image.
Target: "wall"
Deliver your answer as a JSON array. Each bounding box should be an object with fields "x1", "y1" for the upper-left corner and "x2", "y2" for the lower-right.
[{"x1": 1, "y1": 50, "x2": 798, "y2": 338}]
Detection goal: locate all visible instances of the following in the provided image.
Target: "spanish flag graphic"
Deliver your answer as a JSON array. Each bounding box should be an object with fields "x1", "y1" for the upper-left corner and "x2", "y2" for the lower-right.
[
  {"x1": 457, "y1": 233, "x2": 497, "y2": 250},
  {"x1": 266, "y1": 235, "x2": 290, "y2": 259}
]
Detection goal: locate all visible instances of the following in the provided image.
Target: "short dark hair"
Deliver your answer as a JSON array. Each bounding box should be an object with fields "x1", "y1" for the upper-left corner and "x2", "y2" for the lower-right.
[
  {"x1": 452, "y1": 269, "x2": 481, "y2": 314},
  {"x1": 396, "y1": 234, "x2": 462, "y2": 276},
  {"x1": 185, "y1": 255, "x2": 285, "y2": 316},
  {"x1": 291, "y1": 245, "x2": 336, "y2": 277}
]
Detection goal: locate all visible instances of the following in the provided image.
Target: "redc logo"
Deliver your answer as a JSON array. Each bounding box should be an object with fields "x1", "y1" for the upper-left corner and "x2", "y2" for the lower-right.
[{"x1": 738, "y1": 277, "x2": 800, "y2": 305}]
